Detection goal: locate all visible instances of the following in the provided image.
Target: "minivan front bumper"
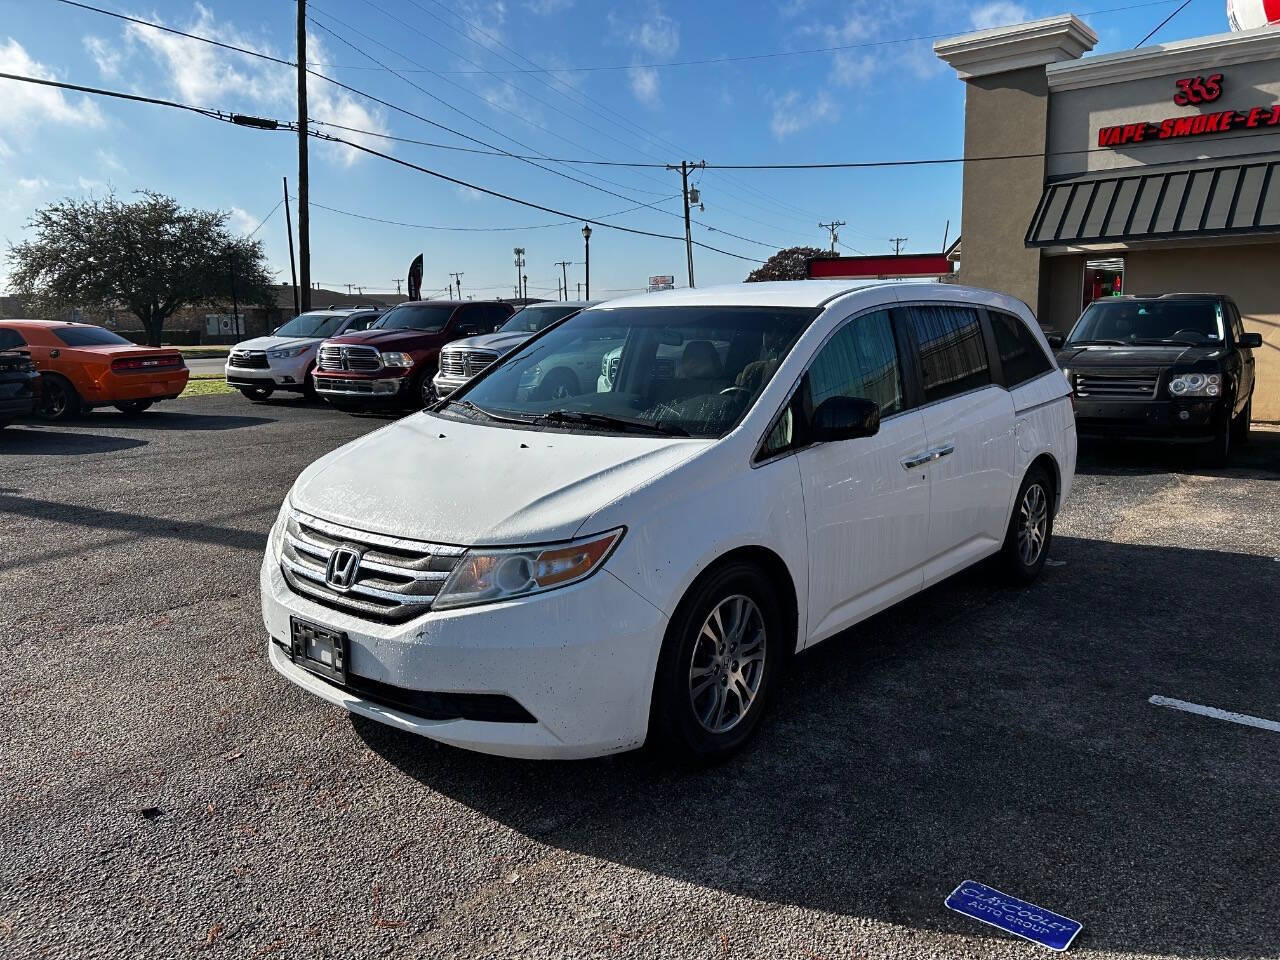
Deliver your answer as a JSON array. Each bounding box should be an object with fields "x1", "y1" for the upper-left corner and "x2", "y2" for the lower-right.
[{"x1": 261, "y1": 548, "x2": 667, "y2": 759}]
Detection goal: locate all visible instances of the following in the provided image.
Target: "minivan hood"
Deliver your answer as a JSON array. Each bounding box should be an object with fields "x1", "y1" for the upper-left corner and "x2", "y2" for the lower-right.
[
  {"x1": 233, "y1": 335, "x2": 316, "y2": 352},
  {"x1": 290, "y1": 413, "x2": 708, "y2": 545},
  {"x1": 1057, "y1": 343, "x2": 1224, "y2": 367},
  {"x1": 442, "y1": 330, "x2": 533, "y2": 356}
]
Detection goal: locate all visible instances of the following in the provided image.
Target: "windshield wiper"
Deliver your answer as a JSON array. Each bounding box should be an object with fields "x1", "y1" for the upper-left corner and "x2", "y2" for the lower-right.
[
  {"x1": 442, "y1": 398, "x2": 536, "y2": 425},
  {"x1": 1131, "y1": 338, "x2": 1201, "y2": 346},
  {"x1": 536, "y1": 410, "x2": 690, "y2": 436}
]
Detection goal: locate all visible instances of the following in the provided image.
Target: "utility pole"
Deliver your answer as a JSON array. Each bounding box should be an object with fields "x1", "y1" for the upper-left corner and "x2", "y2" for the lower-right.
[
  {"x1": 890, "y1": 237, "x2": 909, "y2": 255},
  {"x1": 395, "y1": 278, "x2": 402, "y2": 295},
  {"x1": 513, "y1": 247, "x2": 525, "y2": 300},
  {"x1": 666, "y1": 160, "x2": 706, "y2": 288},
  {"x1": 577, "y1": 281, "x2": 582, "y2": 299},
  {"x1": 346, "y1": 283, "x2": 353, "y2": 295},
  {"x1": 819, "y1": 220, "x2": 846, "y2": 254},
  {"x1": 447, "y1": 281, "x2": 454, "y2": 299},
  {"x1": 282, "y1": 176, "x2": 299, "y2": 317},
  {"x1": 450, "y1": 272, "x2": 464, "y2": 300},
  {"x1": 555, "y1": 260, "x2": 571, "y2": 301},
  {"x1": 296, "y1": 0, "x2": 311, "y2": 312}
]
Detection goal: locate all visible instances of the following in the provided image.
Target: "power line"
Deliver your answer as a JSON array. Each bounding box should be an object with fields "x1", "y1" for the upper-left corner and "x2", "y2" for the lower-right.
[
  {"x1": 299, "y1": 195, "x2": 682, "y2": 232},
  {"x1": 245, "y1": 198, "x2": 284, "y2": 238},
  {"x1": 1135, "y1": 0, "x2": 1197, "y2": 46}
]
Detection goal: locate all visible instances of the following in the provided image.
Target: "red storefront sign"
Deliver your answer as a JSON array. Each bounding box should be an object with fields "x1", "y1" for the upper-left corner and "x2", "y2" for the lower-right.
[
  {"x1": 807, "y1": 254, "x2": 953, "y2": 279},
  {"x1": 1098, "y1": 73, "x2": 1280, "y2": 147}
]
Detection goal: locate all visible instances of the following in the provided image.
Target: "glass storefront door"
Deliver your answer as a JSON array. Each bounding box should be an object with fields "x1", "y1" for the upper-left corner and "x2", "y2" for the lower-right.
[{"x1": 1082, "y1": 257, "x2": 1125, "y2": 312}]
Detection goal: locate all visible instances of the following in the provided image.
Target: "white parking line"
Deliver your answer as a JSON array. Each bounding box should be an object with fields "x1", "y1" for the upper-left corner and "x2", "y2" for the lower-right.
[{"x1": 1149, "y1": 695, "x2": 1280, "y2": 734}]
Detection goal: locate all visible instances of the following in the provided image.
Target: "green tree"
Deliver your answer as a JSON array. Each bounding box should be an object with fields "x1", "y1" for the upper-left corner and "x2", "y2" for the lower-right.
[
  {"x1": 7, "y1": 191, "x2": 273, "y2": 345},
  {"x1": 745, "y1": 246, "x2": 830, "y2": 283}
]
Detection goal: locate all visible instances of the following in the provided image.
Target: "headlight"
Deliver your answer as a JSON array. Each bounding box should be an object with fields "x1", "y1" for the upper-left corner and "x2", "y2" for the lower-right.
[
  {"x1": 267, "y1": 345, "x2": 308, "y2": 359},
  {"x1": 381, "y1": 351, "x2": 414, "y2": 368},
  {"x1": 270, "y1": 500, "x2": 291, "y2": 559},
  {"x1": 433, "y1": 528, "x2": 624, "y2": 611},
  {"x1": 1168, "y1": 372, "x2": 1221, "y2": 398}
]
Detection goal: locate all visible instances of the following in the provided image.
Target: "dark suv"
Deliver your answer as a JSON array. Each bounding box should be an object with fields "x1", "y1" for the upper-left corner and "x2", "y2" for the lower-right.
[
  {"x1": 1052, "y1": 293, "x2": 1261, "y2": 464},
  {"x1": 313, "y1": 300, "x2": 515, "y2": 411},
  {"x1": 0, "y1": 326, "x2": 40, "y2": 428}
]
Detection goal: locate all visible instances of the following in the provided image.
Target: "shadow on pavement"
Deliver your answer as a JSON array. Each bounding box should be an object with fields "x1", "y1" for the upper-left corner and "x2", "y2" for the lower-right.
[
  {"x1": 0, "y1": 427, "x2": 147, "y2": 456},
  {"x1": 76, "y1": 410, "x2": 275, "y2": 431},
  {"x1": 355, "y1": 535, "x2": 1280, "y2": 958},
  {"x1": 1077, "y1": 428, "x2": 1280, "y2": 480}
]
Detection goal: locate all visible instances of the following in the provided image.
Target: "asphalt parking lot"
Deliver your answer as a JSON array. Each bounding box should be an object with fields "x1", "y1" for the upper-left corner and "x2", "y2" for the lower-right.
[{"x1": 2, "y1": 395, "x2": 1278, "y2": 960}]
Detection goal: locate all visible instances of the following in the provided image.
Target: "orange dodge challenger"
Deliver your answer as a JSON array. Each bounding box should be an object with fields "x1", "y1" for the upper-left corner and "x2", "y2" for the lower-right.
[{"x1": 0, "y1": 320, "x2": 189, "y2": 420}]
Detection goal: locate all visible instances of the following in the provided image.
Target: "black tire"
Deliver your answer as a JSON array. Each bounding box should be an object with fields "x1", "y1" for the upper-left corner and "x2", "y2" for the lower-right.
[
  {"x1": 999, "y1": 465, "x2": 1055, "y2": 585},
  {"x1": 650, "y1": 561, "x2": 785, "y2": 762},
  {"x1": 533, "y1": 368, "x2": 579, "y2": 402},
  {"x1": 38, "y1": 375, "x2": 80, "y2": 421},
  {"x1": 420, "y1": 376, "x2": 437, "y2": 408},
  {"x1": 302, "y1": 367, "x2": 318, "y2": 400},
  {"x1": 1231, "y1": 398, "x2": 1251, "y2": 446},
  {"x1": 114, "y1": 400, "x2": 153, "y2": 415},
  {"x1": 239, "y1": 385, "x2": 274, "y2": 401},
  {"x1": 1201, "y1": 411, "x2": 1232, "y2": 467}
]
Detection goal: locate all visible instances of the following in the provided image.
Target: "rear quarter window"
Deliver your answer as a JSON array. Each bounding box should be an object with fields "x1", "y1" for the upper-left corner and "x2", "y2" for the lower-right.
[
  {"x1": 0, "y1": 328, "x2": 27, "y2": 350},
  {"x1": 989, "y1": 310, "x2": 1054, "y2": 388}
]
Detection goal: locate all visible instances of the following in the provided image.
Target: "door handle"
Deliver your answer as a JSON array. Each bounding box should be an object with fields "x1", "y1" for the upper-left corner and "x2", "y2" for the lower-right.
[{"x1": 901, "y1": 444, "x2": 955, "y2": 470}]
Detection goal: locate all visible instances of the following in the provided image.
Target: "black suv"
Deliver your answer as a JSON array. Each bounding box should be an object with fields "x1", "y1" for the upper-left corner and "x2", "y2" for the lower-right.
[
  {"x1": 1052, "y1": 293, "x2": 1261, "y2": 464},
  {"x1": 0, "y1": 327, "x2": 39, "y2": 428}
]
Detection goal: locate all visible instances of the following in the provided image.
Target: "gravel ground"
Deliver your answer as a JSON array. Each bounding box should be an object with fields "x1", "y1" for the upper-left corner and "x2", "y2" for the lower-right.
[{"x1": 2, "y1": 395, "x2": 1278, "y2": 960}]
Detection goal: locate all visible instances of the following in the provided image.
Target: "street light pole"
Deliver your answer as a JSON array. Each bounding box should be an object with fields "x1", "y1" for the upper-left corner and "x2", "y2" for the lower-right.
[
  {"x1": 581, "y1": 224, "x2": 592, "y2": 300},
  {"x1": 296, "y1": 0, "x2": 311, "y2": 312}
]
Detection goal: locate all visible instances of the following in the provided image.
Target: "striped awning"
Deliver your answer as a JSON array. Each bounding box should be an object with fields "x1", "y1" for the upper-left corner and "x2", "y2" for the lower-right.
[{"x1": 1026, "y1": 159, "x2": 1280, "y2": 248}]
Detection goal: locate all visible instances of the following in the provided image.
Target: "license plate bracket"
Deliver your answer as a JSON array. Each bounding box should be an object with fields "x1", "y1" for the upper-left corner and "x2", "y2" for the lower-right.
[{"x1": 289, "y1": 617, "x2": 348, "y2": 685}]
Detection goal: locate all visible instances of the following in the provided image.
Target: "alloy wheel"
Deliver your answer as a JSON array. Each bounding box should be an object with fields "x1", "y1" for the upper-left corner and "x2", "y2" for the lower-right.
[
  {"x1": 41, "y1": 380, "x2": 69, "y2": 419},
  {"x1": 688, "y1": 594, "x2": 766, "y2": 734},
  {"x1": 1017, "y1": 482, "x2": 1049, "y2": 567}
]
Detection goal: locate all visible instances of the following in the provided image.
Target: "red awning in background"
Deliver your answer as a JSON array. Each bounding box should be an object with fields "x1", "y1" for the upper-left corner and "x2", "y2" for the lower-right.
[{"x1": 807, "y1": 254, "x2": 953, "y2": 280}]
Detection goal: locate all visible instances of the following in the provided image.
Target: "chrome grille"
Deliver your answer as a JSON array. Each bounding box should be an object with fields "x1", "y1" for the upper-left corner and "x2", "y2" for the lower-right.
[
  {"x1": 440, "y1": 349, "x2": 499, "y2": 378},
  {"x1": 279, "y1": 510, "x2": 465, "y2": 623},
  {"x1": 230, "y1": 349, "x2": 269, "y2": 370},
  {"x1": 1074, "y1": 372, "x2": 1159, "y2": 398},
  {"x1": 317, "y1": 345, "x2": 382, "y2": 372}
]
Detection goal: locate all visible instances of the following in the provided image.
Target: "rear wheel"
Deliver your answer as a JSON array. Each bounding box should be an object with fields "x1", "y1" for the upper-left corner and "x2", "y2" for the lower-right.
[
  {"x1": 650, "y1": 562, "x2": 784, "y2": 762},
  {"x1": 999, "y1": 465, "x2": 1054, "y2": 585},
  {"x1": 38, "y1": 375, "x2": 80, "y2": 421},
  {"x1": 533, "y1": 368, "x2": 579, "y2": 402},
  {"x1": 239, "y1": 385, "x2": 274, "y2": 401},
  {"x1": 114, "y1": 400, "x2": 153, "y2": 415}
]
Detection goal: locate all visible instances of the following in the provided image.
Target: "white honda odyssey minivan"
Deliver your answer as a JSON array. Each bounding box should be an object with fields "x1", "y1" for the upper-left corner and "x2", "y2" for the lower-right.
[{"x1": 263, "y1": 281, "x2": 1075, "y2": 760}]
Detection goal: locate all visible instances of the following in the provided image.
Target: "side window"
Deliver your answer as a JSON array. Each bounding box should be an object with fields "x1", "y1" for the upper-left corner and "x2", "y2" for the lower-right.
[
  {"x1": 0, "y1": 328, "x2": 27, "y2": 350},
  {"x1": 1227, "y1": 303, "x2": 1246, "y2": 343},
  {"x1": 989, "y1": 310, "x2": 1053, "y2": 388},
  {"x1": 452, "y1": 306, "x2": 484, "y2": 335},
  {"x1": 907, "y1": 304, "x2": 990, "y2": 403},
  {"x1": 758, "y1": 404, "x2": 795, "y2": 461},
  {"x1": 807, "y1": 310, "x2": 906, "y2": 418},
  {"x1": 347, "y1": 312, "x2": 376, "y2": 332},
  {"x1": 487, "y1": 304, "x2": 515, "y2": 328}
]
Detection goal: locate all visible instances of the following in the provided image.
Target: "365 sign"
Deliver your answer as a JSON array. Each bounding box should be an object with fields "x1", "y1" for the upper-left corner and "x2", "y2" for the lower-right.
[{"x1": 1098, "y1": 72, "x2": 1280, "y2": 147}]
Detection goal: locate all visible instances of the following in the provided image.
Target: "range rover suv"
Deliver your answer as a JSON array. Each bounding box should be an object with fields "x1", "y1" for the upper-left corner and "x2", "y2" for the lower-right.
[
  {"x1": 0, "y1": 327, "x2": 39, "y2": 428},
  {"x1": 264, "y1": 281, "x2": 1074, "y2": 761},
  {"x1": 314, "y1": 300, "x2": 514, "y2": 411},
  {"x1": 433, "y1": 300, "x2": 596, "y2": 399},
  {"x1": 226, "y1": 307, "x2": 381, "y2": 401},
  {"x1": 1052, "y1": 294, "x2": 1261, "y2": 464}
]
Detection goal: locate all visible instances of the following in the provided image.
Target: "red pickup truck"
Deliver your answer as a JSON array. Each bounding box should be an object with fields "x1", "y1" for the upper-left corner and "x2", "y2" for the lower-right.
[{"x1": 312, "y1": 300, "x2": 515, "y2": 411}]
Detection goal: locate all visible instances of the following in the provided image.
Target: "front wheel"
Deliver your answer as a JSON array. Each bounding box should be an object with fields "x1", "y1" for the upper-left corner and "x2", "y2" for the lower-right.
[
  {"x1": 999, "y1": 466, "x2": 1054, "y2": 585},
  {"x1": 1231, "y1": 398, "x2": 1251, "y2": 446},
  {"x1": 650, "y1": 562, "x2": 784, "y2": 762},
  {"x1": 1202, "y1": 411, "x2": 1232, "y2": 467},
  {"x1": 38, "y1": 375, "x2": 80, "y2": 421},
  {"x1": 239, "y1": 385, "x2": 274, "y2": 401},
  {"x1": 114, "y1": 400, "x2": 153, "y2": 415}
]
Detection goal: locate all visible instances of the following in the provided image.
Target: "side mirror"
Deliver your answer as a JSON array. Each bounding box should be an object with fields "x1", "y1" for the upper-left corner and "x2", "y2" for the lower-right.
[
  {"x1": 1240, "y1": 332, "x2": 1263, "y2": 349},
  {"x1": 810, "y1": 396, "x2": 880, "y2": 443},
  {"x1": 1046, "y1": 333, "x2": 1065, "y2": 349}
]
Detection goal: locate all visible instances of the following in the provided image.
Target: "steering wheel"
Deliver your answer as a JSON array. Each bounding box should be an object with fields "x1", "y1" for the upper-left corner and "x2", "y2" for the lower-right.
[
  {"x1": 1171, "y1": 328, "x2": 1207, "y2": 343},
  {"x1": 719, "y1": 385, "x2": 751, "y2": 398}
]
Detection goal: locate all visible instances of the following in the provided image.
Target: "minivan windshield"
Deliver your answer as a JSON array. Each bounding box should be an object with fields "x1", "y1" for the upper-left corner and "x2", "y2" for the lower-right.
[
  {"x1": 1068, "y1": 299, "x2": 1223, "y2": 346},
  {"x1": 444, "y1": 305, "x2": 817, "y2": 439},
  {"x1": 373, "y1": 304, "x2": 456, "y2": 332},
  {"x1": 273, "y1": 311, "x2": 351, "y2": 339},
  {"x1": 499, "y1": 303, "x2": 584, "y2": 334}
]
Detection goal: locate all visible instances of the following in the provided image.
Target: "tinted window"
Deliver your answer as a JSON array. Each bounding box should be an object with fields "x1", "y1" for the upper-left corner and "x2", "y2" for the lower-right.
[
  {"x1": 989, "y1": 310, "x2": 1053, "y2": 388},
  {"x1": 907, "y1": 305, "x2": 990, "y2": 403},
  {"x1": 52, "y1": 326, "x2": 132, "y2": 347},
  {"x1": 345, "y1": 312, "x2": 379, "y2": 332},
  {"x1": 0, "y1": 328, "x2": 26, "y2": 350},
  {"x1": 500, "y1": 303, "x2": 581, "y2": 334},
  {"x1": 274, "y1": 311, "x2": 349, "y2": 338},
  {"x1": 807, "y1": 310, "x2": 906, "y2": 418},
  {"x1": 1068, "y1": 299, "x2": 1223, "y2": 345},
  {"x1": 374, "y1": 304, "x2": 456, "y2": 332},
  {"x1": 450, "y1": 306, "x2": 816, "y2": 440}
]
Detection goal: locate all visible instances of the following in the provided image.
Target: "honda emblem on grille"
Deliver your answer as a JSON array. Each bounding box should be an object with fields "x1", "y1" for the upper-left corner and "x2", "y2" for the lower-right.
[{"x1": 325, "y1": 545, "x2": 363, "y2": 590}]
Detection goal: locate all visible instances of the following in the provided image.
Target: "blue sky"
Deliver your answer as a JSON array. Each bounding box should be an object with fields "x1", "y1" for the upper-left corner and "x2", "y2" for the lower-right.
[{"x1": 0, "y1": 0, "x2": 1235, "y2": 302}]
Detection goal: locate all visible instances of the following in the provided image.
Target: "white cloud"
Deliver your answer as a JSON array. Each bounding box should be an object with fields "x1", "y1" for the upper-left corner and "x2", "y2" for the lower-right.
[
  {"x1": 229, "y1": 206, "x2": 261, "y2": 235},
  {"x1": 830, "y1": 51, "x2": 876, "y2": 87},
  {"x1": 77, "y1": 176, "x2": 109, "y2": 194},
  {"x1": 453, "y1": 185, "x2": 485, "y2": 203},
  {"x1": 95, "y1": 148, "x2": 126, "y2": 173},
  {"x1": 629, "y1": 9, "x2": 680, "y2": 57},
  {"x1": 0, "y1": 39, "x2": 104, "y2": 131},
  {"x1": 17, "y1": 177, "x2": 50, "y2": 192},
  {"x1": 82, "y1": 35, "x2": 122, "y2": 78},
  {"x1": 970, "y1": 1, "x2": 1030, "y2": 29},
  {"x1": 458, "y1": 1, "x2": 509, "y2": 51},
  {"x1": 526, "y1": 0, "x2": 573, "y2": 12},
  {"x1": 769, "y1": 90, "x2": 839, "y2": 140},
  {"x1": 0, "y1": 139, "x2": 14, "y2": 160},
  {"x1": 628, "y1": 66, "x2": 660, "y2": 106}
]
